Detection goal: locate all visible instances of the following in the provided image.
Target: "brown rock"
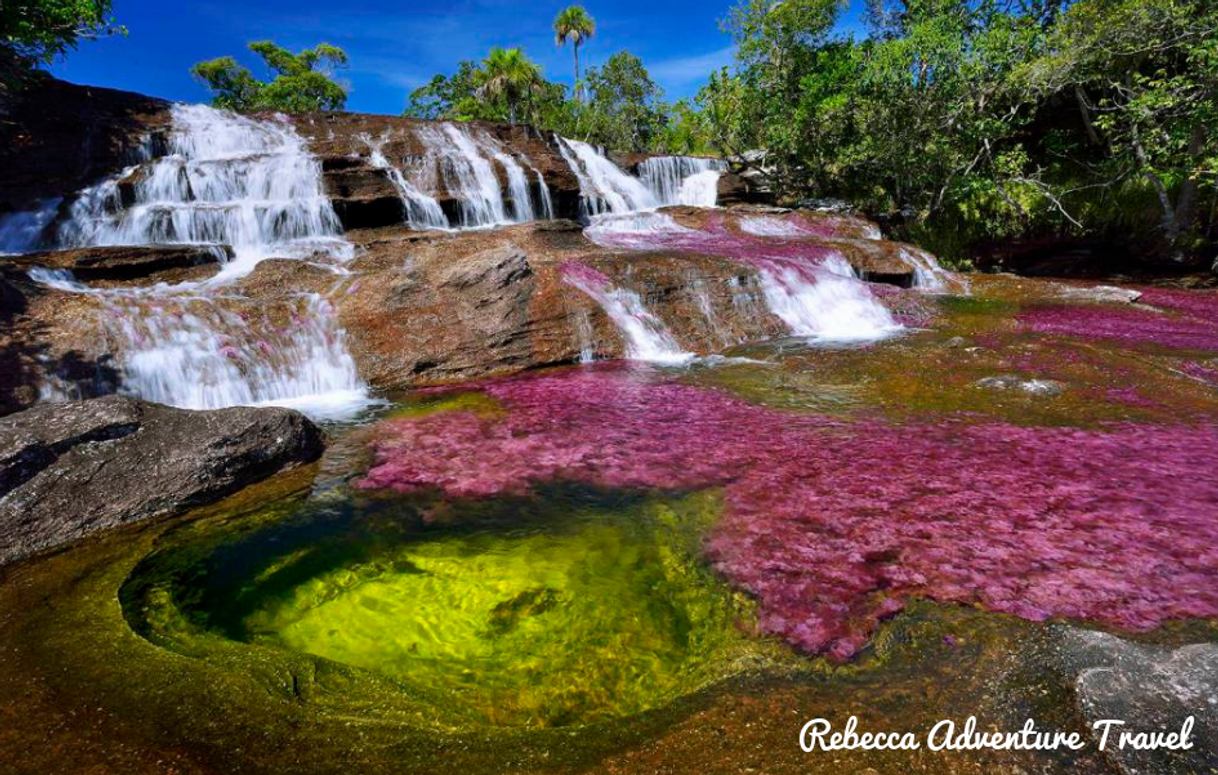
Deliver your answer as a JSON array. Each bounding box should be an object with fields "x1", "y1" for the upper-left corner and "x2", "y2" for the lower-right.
[{"x1": 6, "y1": 244, "x2": 229, "y2": 283}]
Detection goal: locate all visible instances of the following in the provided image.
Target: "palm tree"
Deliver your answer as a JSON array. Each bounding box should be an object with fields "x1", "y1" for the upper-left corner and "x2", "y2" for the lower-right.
[
  {"x1": 553, "y1": 5, "x2": 595, "y2": 101},
  {"x1": 476, "y1": 47, "x2": 544, "y2": 125}
]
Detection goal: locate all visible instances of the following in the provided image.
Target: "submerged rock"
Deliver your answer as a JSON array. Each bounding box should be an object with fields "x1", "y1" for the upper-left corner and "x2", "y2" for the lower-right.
[
  {"x1": 0, "y1": 396, "x2": 323, "y2": 565},
  {"x1": 976, "y1": 374, "x2": 1066, "y2": 396}
]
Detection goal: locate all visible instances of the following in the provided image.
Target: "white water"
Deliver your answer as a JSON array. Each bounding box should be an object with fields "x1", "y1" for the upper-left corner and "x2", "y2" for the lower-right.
[
  {"x1": 0, "y1": 198, "x2": 62, "y2": 254},
  {"x1": 563, "y1": 268, "x2": 693, "y2": 364},
  {"x1": 757, "y1": 255, "x2": 903, "y2": 343},
  {"x1": 361, "y1": 132, "x2": 449, "y2": 230},
  {"x1": 25, "y1": 105, "x2": 374, "y2": 421},
  {"x1": 556, "y1": 137, "x2": 657, "y2": 217},
  {"x1": 638, "y1": 156, "x2": 727, "y2": 207},
  {"x1": 480, "y1": 135, "x2": 535, "y2": 223},
  {"x1": 739, "y1": 216, "x2": 808, "y2": 237},
  {"x1": 58, "y1": 104, "x2": 352, "y2": 283},
  {"x1": 899, "y1": 245, "x2": 968, "y2": 293},
  {"x1": 677, "y1": 170, "x2": 723, "y2": 208},
  {"x1": 585, "y1": 210, "x2": 903, "y2": 345},
  {"x1": 415, "y1": 124, "x2": 512, "y2": 229},
  {"x1": 532, "y1": 167, "x2": 555, "y2": 220}
]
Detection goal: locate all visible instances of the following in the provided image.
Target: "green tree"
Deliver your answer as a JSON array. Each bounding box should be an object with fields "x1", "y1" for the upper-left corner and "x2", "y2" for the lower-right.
[
  {"x1": 475, "y1": 47, "x2": 545, "y2": 125},
  {"x1": 583, "y1": 51, "x2": 666, "y2": 152},
  {"x1": 191, "y1": 41, "x2": 349, "y2": 112},
  {"x1": 554, "y1": 5, "x2": 596, "y2": 100},
  {"x1": 1, "y1": 0, "x2": 123, "y2": 82},
  {"x1": 1020, "y1": 0, "x2": 1218, "y2": 258}
]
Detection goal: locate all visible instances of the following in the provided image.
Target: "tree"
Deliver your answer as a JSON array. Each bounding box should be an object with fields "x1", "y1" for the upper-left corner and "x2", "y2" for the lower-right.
[
  {"x1": 554, "y1": 5, "x2": 596, "y2": 100},
  {"x1": 1020, "y1": 0, "x2": 1218, "y2": 258},
  {"x1": 475, "y1": 47, "x2": 545, "y2": 125},
  {"x1": 583, "y1": 51, "x2": 666, "y2": 152},
  {"x1": 1, "y1": 0, "x2": 123, "y2": 82},
  {"x1": 191, "y1": 41, "x2": 349, "y2": 112}
]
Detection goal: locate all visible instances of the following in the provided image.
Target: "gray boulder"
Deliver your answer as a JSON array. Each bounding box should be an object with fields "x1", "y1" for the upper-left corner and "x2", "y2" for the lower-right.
[{"x1": 0, "y1": 395, "x2": 324, "y2": 565}]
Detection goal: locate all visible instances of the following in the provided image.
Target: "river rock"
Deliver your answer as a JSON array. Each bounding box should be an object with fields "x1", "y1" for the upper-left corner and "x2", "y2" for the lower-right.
[
  {"x1": 1050, "y1": 628, "x2": 1217, "y2": 775},
  {"x1": 0, "y1": 396, "x2": 324, "y2": 565}
]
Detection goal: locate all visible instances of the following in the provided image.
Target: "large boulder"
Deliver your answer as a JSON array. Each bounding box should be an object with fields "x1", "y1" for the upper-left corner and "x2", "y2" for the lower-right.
[{"x1": 0, "y1": 396, "x2": 324, "y2": 565}]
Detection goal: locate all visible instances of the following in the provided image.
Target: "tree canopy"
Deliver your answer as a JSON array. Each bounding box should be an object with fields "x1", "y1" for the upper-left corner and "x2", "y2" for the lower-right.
[
  {"x1": 191, "y1": 41, "x2": 349, "y2": 112},
  {"x1": 1, "y1": 0, "x2": 123, "y2": 83}
]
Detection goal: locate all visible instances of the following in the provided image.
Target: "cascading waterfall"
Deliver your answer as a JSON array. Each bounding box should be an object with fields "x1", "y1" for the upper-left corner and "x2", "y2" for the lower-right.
[
  {"x1": 479, "y1": 135, "x2": 536, "y2": 223},
  {"x1": 531, "y1": 167, "x2": 555, "y2": 220},
  {"x1": 755, "y1": 255, "x2": 901, "y2": 342},
  {"x1": 0, "y1": 198, "x2": 62, "y2": 254},
  {"x1": 31, "y1": 269, "x2": 370, "y2": 421},
  {"x1": 555, "y1": 137, "x2": 657, "y2": 217},
  {"x1": 638, "y1": 156, "x2": 727, "y2": 207},
  {"x1": 561, "y1": 262, "x2": 693, "y2": 364},
  {"x1": 415, "y1": 124, "x2": 512, "y2": 228},
  {"x1": 22, "y1": 104, "x2": 374, "y2": 420},
  {"x1": 58, "y1": 103, "x2": 352, "y2": 283},
  {"x1": 361, "y1": 132, "x2": 449, "y2": 231},
  {"x1": 585, "y1": 211, "x2": 902, "y2": 344},
  {"x1": 899, "y1": 245, "x2": 968, "y2": 294}
]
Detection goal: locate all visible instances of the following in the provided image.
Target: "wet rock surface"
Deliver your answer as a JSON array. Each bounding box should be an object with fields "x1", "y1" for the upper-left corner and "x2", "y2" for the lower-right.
[
  {"x1": 0, "y1": 396, "x2": 323, "y2": 565},
  {"x1": 5, "y1": 244, "x2": 229, "y2": 283},
  {"x1": 1044, "y1": 628, "x2": 1218, "y2": 775}
]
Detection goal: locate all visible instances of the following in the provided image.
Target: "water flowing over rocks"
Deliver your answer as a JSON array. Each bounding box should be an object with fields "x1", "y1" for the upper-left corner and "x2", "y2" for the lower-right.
[{"x1": 0, "y1": 395, "x2": 323, "y2": 565}]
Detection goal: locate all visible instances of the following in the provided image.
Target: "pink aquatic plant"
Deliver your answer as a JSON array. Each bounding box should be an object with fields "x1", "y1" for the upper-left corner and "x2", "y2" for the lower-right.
[
  {"x1": 358, "y1": 365, "x2": 1218, "y2": 661},
  {"x1": 1019, "y1": 289, "x2": 1218, "y2": 351},
  {"x1": 1181, "y1": 361, "x2": 1218, "y2": 386}
]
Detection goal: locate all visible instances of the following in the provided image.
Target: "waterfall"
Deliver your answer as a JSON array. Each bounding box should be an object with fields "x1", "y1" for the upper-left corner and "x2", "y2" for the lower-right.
[
  {"x1": 0, "y1": 198, "x2": 62, "y2": 254},
  {"x1": 477, "y1": 135, "x2": 535, "y2": 223},
  {"x1": 415, "y1": 124, "x2": 512, "y2": 228},
  {"x1": 585, "y1": 211, "x2": 902, "y2": 345},
  {"x1": 555, "y1": 137, "x2": 657, "y2": 217},
  {"x1": 361, "y1": 132, "x2": 449, "y2": 231},
  {"x1": 738, "y1": 216, "x2": 808, "y2": 237},
  {"x1": 30, "y1": 268, "x2": 372, "y2": 421},
  {"x1": 899, "y1": 245, "x2": 969, "y2": 294},
  {"x1": 756, "y1": 256, "x2": 901, "y2": 343},
  {"x1": 57, "y1": 103, "x2": 352, "y2": 283},
  {"x1": 22, "y1": 105, "x2": 375, "y2": 421},
  {"x1": 532, "y1": 168, "x2": 555, "y2": 220},
  {"x1": 561, "y1": 263, "x2": 693, "y2": 364},
  {"x1": 638, "y1": 156, "x2": 727, "y2": 207}
]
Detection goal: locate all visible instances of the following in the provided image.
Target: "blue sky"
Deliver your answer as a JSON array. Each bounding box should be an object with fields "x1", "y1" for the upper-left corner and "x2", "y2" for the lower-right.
[{"x1": 51, "y1": 0, "x2": 866, "y2": 115}]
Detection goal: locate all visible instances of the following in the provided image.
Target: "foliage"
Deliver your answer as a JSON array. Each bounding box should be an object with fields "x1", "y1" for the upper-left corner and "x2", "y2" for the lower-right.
[
  {"x1": 475, "y1": 47, "x2": 546, "y2": 125},
  {"x1": 1, "y1": 0, "x2": 124, "y2": 84},
  {"x1": 581, "y1": 51, "x2": 666, "y2": 152},
  {"x1": 704, "y1": 0, "x2": 1218, "y2": 263},
  {"x1": 191, "y1": 41, "x2": 349, "y2": 112}
]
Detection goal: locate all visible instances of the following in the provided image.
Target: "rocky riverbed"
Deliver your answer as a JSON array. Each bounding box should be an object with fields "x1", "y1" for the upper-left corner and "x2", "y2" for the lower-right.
[{"x1": 1, "y1": 77, "x2": 1216, "y2": 775}]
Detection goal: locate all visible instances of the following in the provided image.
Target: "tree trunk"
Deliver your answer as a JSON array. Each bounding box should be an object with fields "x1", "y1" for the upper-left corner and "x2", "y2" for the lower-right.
[
  {"x1": 1174, "y1": 124, "x2": 1205, "y2": 239},
  {"x1": 574, "y1": 45, "x2": 581, "y2": 102},
  {"x1": 1074, "y1": 85, "x2": 1102, "y2": 146},
  {"x1": 1130, "y1": 119, "x2": 1178, "y2": 242}
]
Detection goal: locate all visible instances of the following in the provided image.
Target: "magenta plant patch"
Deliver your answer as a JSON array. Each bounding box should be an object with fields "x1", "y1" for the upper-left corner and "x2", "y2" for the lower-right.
[
  {"x1": 1019, "y1": 290, "x2": 1218, "y2": 351},
  {"x1": 358, "y1": 365, "x2": 1218, "y2": 661}
]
